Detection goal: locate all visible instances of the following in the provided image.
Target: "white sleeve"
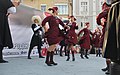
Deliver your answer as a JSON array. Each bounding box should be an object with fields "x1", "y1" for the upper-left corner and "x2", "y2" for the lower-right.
[
  {"x1": 7, "y1": 7, "x2": 16, "y2": 14},
  {"x1": 34, "y1": 26, "x2": 40, "y2": 31}
]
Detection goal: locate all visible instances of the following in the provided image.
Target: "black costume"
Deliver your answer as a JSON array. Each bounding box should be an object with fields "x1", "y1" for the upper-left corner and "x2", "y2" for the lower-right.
[
  {"x1": 28, "y1": 24, "x2": 44, "y2": 59},
  {"x1": 103, "y1": 0, "x2": 120, "y2": 61},
  {"x1": 103, "y1": 0, "x2": 120, "y2": 75},
  {"x1": 0, "y1": 0, "x2": 15, "y2": 63}
]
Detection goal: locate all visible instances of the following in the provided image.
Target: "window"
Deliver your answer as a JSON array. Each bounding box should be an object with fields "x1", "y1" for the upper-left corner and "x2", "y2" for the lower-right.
[
  {"x1": 55, "y1": 4, "x2": 68, "y2": 15},
  {"x1": 41, "y1": 4, "x2": 46, "y2": 12},
  {"x1": 79, "y1": 1, "x2": 89, "y2": 15},
  {"x1": 81, "y1": 2, "x2": 88, "y2": 12}
]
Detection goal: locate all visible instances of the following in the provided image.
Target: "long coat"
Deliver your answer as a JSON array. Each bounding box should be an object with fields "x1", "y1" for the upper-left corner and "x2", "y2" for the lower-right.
[
  {"x1": 65, "y1": 22, "x2": 78, "y2": 45},
  {"x1": 42, "y1": 15, "x2": 65, "y2": 45},
  {"x1": 78, "y1": 28, "x2": 93, "y2": 50},
  {"x1": 0, "y1": 0, "x2": 14, "y2": 48},
  {"x1": 29, "y1": 24, "x2": 43, "y2": 48},
  {"x1": 103, "y1": 2, "x2": 120, "y2": 60}
]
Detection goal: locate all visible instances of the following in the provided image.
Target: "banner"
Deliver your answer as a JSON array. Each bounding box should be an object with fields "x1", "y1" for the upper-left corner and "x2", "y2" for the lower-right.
[{"x1": 3, "y1": 4, "x2": 45, "y2": 57}]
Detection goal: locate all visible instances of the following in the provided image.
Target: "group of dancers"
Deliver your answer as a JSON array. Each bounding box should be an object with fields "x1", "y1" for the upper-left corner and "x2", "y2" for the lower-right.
[
  {"x1": 1, "y1": 0, "x2": 120, "y2": 75},
  {"x1": 27, "y1": 6, "x2": 103, "y2": 67}
]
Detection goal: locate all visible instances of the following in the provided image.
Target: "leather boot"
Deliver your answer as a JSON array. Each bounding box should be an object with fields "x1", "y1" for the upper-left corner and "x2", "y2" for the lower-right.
[
  {"x1": 80, "y1": 48, "x2": 84, "y2": 59},
  {"x1": 0, "y1": 47, "x2": 8, "y2": 63},
  {"x1": 101, "y1": 67, "x2": 108, "y2": 71},
  {"x1": 72, "y1": 51, "x2": 75, "y2": 61},
  {"x1": 45, "y1": 51, "x2": 52, "y2": 66},
  {"x1": 66, "y1": 50, "x2": 70, "y2": 61},
  {"x1": 85, "y1": 49, "x2": 89, "y2": 59},
  {"x1": 28, "y1": 48, "x2": 32, "y2": 59},
  {"x1": 50, "y1": 51, "x2": 57, "y2": 65},
  {"x1": 60, "y1": 46, "x2": 63, "y2": 56},
  {"x1": 105, "y1": 60, "x2": 111, "y2": 74},
  {"x1": 64, "y1": 45, "x2": 68, "y2": 56},
  {"x1": 38, "y1": 47, "x2": 44, "y2": 58}
]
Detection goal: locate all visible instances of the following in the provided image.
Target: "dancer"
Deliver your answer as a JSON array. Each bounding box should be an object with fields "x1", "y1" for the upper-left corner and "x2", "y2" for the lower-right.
[
  {"x1": 96, "y1": 1, "x2": 111, "y2": 74},
  {"x1": 92, "y1": 27, "x2": 101, "y2": 57},
  {"x1": 65, "y1": 16, "x2": 78, "y2": 61},
  {"x1": 28, "y1": 15, "x2": 44, "y2": 59},
  {"x1": 78, "y1": 22, "x2": 93, "y2": 59},
  {"x1": 42, "y1": 7, "x2": 69, "y2": 66},
  {"x1": 66, "y1": 16, "x2": 78, "y2": 61}
]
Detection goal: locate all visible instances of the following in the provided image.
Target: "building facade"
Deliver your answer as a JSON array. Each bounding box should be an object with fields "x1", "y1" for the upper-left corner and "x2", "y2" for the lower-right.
[
  {"x1": 21, "y1": 0, "x2": 69, "y2": 18},
  {"x1": 73, "y1": 0, "x2": 104, "y2": 31},
  {"x1": 20, "y1": 0, "x2": 104, "y2": 31}
]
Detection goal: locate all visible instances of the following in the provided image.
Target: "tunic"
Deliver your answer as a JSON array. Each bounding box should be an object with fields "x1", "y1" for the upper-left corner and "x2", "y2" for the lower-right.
[{"x1": 42, "y1": 15, "x2": 65, "y2": 45}]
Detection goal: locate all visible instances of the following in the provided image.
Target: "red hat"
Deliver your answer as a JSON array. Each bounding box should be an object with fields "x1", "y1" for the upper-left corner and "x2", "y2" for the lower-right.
[
  {"x1": 85, "y1": 22, "x2": 90, "y2": 26},
  {"x1": 69, "y1": 16, "x2": 76, "y2": 21},
  {"x1": 52, "y1": 7, "x2": 58, "y2": 11}
]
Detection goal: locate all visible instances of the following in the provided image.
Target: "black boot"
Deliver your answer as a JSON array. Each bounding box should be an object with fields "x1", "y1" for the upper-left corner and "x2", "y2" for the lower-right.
[
  {"x1": 85, "y1": 49, "x2": 89, "y2": 59},
  {"x1": 45, "y1": 51, "x2": 52, "y2": 66},
  {"x1": 60, "y1": 46, "x2": 63, "y2": 57},
  {"x1": 105, "y1": 60, "x2": 110, "y2": 74},
  {"x1": 101, "y1": 67, "x2": 108, "y2": 71},
  {"x1": 27, "y1": 48, "x2": 32, "y2": 59},
  {"x1": 38, "y1": 46, "x2": 44, "y2": 58},
  {"x1": 64, "y1": 45, "x2": 68, "y2": 56},
  {"x1": 105, "y1": 66, "x2": 110, "y2": 74},
  {"x1": 66, "y1": 50, "x2": 70, "y2": 61},
  {"x1": 96, "y1": 50, "x2": 98, "y2": 57},
  {"x1": 72, "y1": 51, "x2": 75, "y2": 61},
  {"x1": 50, "y1": 51, "x2": 57, "y2": 65},
  {"x1": 85, "y1": 55, "x2": 89, "y2": 59},
  {"x1": 80, "y1": 48, "x2": 84, "y2": 59},
  {"x1": 0, "y1": 47, "x2": 8, "y2": 63}
]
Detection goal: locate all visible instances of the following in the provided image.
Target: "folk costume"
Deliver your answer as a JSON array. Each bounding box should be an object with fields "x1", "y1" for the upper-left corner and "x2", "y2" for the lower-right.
[
  {"x1": 66, "y1": 16, "x2": 78, "y2": 61},
  {"x1": 28, "y1": 15, "x2": 44, "y2": 59},
  {"x1": 78, "y1": 22, "x2": 93, "y2": 59},
  {"x1": 42, "y1": 7, "x2": 68, "y2": 66}
]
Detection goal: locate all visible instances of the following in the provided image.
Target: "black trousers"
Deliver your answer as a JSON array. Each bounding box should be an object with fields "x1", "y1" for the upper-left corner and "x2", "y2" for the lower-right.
[
  {"x1": 28, "y1": 44, "x2": 42, "y2": 57},
  {"x1": 0, "y1": 46, "x2": 4, "y2": 60}
]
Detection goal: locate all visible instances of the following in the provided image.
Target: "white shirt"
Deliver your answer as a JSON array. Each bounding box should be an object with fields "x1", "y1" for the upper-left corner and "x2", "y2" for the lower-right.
[{"x1": 7, "y1": 7, "x2": 16, "y2": 14}]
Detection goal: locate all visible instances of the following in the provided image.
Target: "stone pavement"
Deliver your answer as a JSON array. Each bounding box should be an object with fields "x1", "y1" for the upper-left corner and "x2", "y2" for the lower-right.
[{"x1": 0, "y1": 54, "x2": 106, "y2": 75}]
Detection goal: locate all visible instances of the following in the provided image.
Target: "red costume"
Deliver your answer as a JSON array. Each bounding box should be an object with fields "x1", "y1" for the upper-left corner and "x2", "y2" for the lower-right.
[
  {"x1": 78, "y1": 28, "x2": 93, "y2": 49},
  {"x1": 92, "y1": 31, "x2": 101, "y2": 48},
  {"x1": 42, "y1": 15, "x2": 65, "y2": 45},
  {"x1": 96, "y1": 2, "x2": 110, "y2": 48},
  {"x1": 66, "y1": 22, "x2": 78, "y2": 45}
]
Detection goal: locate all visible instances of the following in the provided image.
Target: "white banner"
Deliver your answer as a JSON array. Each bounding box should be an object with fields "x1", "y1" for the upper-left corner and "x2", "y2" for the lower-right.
[{"x1": 3, "y1": 4, "x2": 45, "y2": 57}]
